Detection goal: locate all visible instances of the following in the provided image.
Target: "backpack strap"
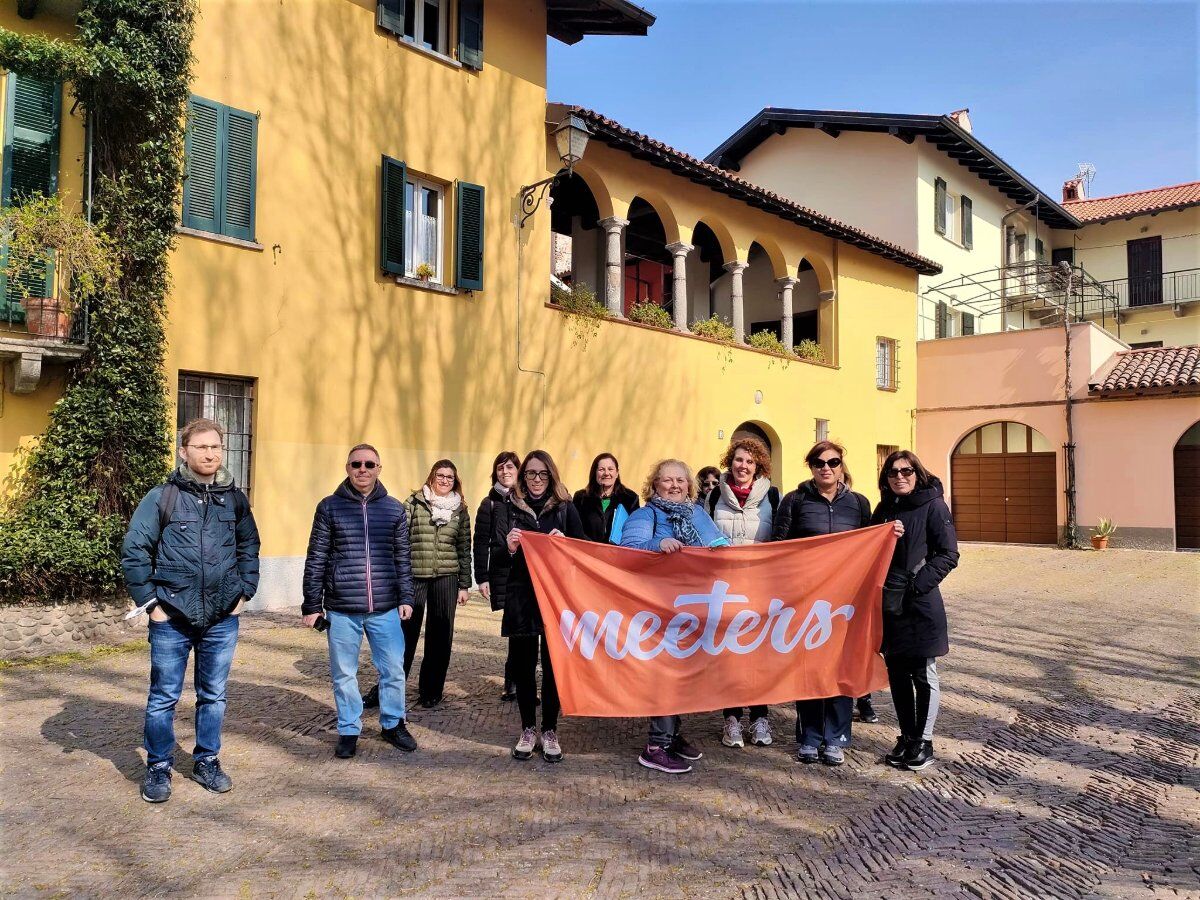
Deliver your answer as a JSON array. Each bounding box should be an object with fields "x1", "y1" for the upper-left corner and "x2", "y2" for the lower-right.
[
  {"x1": 767, "y1": 486, "x2": 781, "y2": 512},
  {"x1": 857, "y1": 492, "x2": 871, "y2": 527},
  {"x1": 157, "y1": 483, "x2": 180, "y2": 533}
]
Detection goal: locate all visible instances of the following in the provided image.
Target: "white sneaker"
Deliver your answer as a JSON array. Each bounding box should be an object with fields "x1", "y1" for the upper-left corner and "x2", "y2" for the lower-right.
[
  {"x1": 512, "y1": 727, "x2": 538, "y2": 760},
  {"x1": 541, "y1": 729, "x2": 563, "y2": 763},
  {"x1": 749, "y1": 717, "x2": 773, "y2": 746},
  {"x1": 722, "y1": 715, "x2": 745, "y2": 748}
]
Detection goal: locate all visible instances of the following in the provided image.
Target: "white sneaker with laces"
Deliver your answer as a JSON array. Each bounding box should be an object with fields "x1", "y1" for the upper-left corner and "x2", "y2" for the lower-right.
[
  {"x1": 749, "y1": 717, "x2": 773, "y2": 746},
  {"x1": 512, "y1": 727, "x2": 538, "y2": 760},
  {"x1": 722, "y1": 715, "x2": 745, "y2": 748},
  {"x1": 541, "y1": 729, "x2": 563, "y2": 763}
]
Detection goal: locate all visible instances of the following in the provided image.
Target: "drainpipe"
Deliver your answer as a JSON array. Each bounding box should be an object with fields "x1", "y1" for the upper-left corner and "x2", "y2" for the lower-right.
[
  {"x1": 1000, "y1": 195, "x2": 1039, "y2": 327},
  {"x1": 1059, "y1": 261, "x2": 1079, "y2": 549}
]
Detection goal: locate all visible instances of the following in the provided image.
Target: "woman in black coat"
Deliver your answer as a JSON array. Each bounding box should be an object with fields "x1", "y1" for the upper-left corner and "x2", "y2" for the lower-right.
[
  {"x1": 474, "y1": 450, "x2": 520, "y2": 700},
  {"x1": 572, "y1": 452, "x2": 639, "y2": 543},
  {"x1": 871, "y1": 450, "x2": 960, "y2": 772},
  {"x1": 494, "y1": 450, "x2": 585, "y2": 764}
]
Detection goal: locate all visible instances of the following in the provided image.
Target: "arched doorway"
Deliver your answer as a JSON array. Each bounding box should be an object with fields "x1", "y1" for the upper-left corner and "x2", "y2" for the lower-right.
[
  {"x1": 623, "y1": 197, "x2": 670, "y2": 317},
  {"x1": 951, "y1": 421, "x2": 1056, "y2": 544},
  {"x1": 731, "y1": 420, "x2": 781, "y2": 482},
  {"x1": 1174, "y1": 421, "x2": 1200, "y2": 550}
]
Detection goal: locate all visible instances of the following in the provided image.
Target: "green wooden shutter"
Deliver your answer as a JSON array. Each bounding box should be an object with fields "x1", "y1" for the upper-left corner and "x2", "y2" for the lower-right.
[
  {"x1": 2, "y1": 73, "x2": 61, "y2": 306},
  {"x1": 380, "y1": 155, "x2": 407, "y2": 276},
  {"x1": 961, "y1": 195, "x2": 973, "y2": 249},
  {"x1": 458, "y1": 0, "x2": 484, "y2": 69},
  {"x1": 962, "y1": 312, "x2": 975, "y2": 335},
  {"x1": 222, "y1": 107, "x2": 257, "y2": 241},
  {"x1": 935, "y1": 300, "x2": 949, "y2": 338},
  {"x1": 182, "y1": 96, "x2": 222, "y2": 233},
  {"x1": 377, "y1": 0, "x2": 405, "y2": 35},
  {"x1": 455, "y1": 180, "x2": 484, "y2": 290},
  {"x1": 934, "y1": 177, "x2": 947, "y2": 235}
]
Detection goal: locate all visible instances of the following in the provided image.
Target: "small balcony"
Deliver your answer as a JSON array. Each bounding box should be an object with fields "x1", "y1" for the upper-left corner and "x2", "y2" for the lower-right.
[
  {"x1": 0, "y1": 262, "x2": 89, "y2": 394},
  {"x1": 1079, "y1": 267, "x2": 1200, "y2": 321}
]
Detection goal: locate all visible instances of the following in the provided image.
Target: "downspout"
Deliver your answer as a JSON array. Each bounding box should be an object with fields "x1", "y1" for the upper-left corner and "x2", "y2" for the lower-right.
[
  {"x1": 513, "y1": 208, "x2": 547, "y2": 445},
  {"x1": 1059, "y1": 261, "x2": 1079, "y2": 548},
  {"x1": 1000, "y1": 195, "x2": 1039, "y2": 328}
]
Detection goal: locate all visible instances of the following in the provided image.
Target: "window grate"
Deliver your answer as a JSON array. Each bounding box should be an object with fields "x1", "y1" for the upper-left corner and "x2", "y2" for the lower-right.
[{"x1": 177, "y1": 372, "x2": 255, "y2": 492}]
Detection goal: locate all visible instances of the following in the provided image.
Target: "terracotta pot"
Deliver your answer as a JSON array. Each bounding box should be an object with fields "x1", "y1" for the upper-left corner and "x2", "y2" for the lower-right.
[
  {"x1": 21, "y1": 297, "x2": 70, "y2": 338},
  {"x1": 1091, "y1": 535, "x2": 1109, "y2": 550}
]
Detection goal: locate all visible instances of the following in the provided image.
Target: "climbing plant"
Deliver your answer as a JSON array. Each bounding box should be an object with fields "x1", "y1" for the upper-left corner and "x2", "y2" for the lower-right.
[{"x1": 0, "y1": 1, "x2": 195, "y2": 600}]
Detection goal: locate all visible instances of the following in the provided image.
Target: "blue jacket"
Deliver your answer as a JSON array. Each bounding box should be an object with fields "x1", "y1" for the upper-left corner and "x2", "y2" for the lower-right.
[
  {"x1": 121, "y1": 465, "x2": 260, "y2": 630},
  {"x1": 619, "y1": 502, "x2": 730, "y2": 550},
  {"x1": 302, "y1": 480, "x2": 415, "y2": 616}
]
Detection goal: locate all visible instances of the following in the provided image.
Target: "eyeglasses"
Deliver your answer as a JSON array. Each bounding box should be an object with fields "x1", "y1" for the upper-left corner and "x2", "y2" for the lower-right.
[
  {"x1": 187, "y1": 444, "x2": 223, "y2": 453},
  {"x1": 434, "y1": 474, "x2": 455, "y2": 483},
  {"x1": 887, "y1": 466, "x2": 916, "y2": 479},
  {"x1": 811, "y1": 458, "x2": 842, "y2": 470},
  {"x1": 349, "y1": 460, "x2": 378, "y2": 470},
  {"x1": 524, "y1": 470, "x2": 550, "y2": 481}
]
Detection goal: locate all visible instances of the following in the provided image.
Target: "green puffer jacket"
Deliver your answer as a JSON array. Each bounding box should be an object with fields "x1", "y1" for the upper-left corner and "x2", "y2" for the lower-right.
[{"x1": 404, "y1": 490, "x2": 472, "y2": 589}]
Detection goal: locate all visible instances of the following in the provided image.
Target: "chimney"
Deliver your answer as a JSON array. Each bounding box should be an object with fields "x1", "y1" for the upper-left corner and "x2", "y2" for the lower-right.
[
  {"x1": 948, "y1": 108, "x2": 972, "y2": 133},
  {"x1": 1062, "y1": 176, "x2": 1086, "y2": 203}
]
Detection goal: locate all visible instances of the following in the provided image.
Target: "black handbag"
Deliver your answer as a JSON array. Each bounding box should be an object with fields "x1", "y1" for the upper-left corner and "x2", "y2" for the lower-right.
[{"x1": 882, "y1": 561, "x2": 924, "y2": 616}]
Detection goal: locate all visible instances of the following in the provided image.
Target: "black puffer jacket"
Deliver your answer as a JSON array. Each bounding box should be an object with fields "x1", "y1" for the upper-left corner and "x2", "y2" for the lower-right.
[
  {"x1": 473, "y1": 487, "x2": 511, "y2": 611},
  {"x1": 772, "y1": 480, "x2": 870, "y2": 540},
  {"x1": 871, "y1": 477, "x2": 959, "y2": 658},
  {"x1": 121, "y1": 465, "x2": 260, "y2": 630},
  {"x1": 494, "y1": 492, "x2": 585, "y2": 636},
  {"x1": 572, "y1": 485, "x2": 639, "y2": 543},
  {"x1": 301, "y1": 480, "x2": 415, "y2": 616}
]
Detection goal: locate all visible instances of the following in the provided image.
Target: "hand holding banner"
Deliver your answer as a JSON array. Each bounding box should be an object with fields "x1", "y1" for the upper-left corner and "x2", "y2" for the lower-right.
[{"x1": 521, "y1": 524, "x2": 897, "y2": 717}]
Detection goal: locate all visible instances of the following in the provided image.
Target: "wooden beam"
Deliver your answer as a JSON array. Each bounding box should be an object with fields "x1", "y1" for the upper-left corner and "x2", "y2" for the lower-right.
[
  {"x1": 770, "y1": 121, "x2": 787, "y2": 136},
  {"x1": 814, "y1": 123, "x2": 841, "y2": 138},
  {"x1": 888, "y1": 126, "x2": 915, "y2": 144}
]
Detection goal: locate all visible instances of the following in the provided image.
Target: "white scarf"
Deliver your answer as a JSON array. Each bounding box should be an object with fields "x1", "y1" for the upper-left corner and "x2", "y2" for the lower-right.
[{"x1": 422, "y1": 484, "x2": 462, "y2": 525}]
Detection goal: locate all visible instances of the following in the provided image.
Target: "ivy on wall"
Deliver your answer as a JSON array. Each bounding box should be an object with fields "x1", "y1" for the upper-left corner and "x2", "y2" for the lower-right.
[{"x1": 0, "y1": 1, "x2": 195, "y2": 601}]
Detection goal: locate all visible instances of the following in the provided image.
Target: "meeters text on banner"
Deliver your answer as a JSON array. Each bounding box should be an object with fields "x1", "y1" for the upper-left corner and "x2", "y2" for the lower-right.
[{"x1": 520, "y1": 525, "x2": 897, "y2": 717}]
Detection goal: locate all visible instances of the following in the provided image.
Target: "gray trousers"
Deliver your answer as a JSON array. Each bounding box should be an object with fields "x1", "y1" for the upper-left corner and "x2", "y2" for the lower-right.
[
  {"x1": 648, "y1": 715, "x2": 680, "y2": 748},
  {"x1": 886, "y1": 655, "x2": 942, "y2": 741}
]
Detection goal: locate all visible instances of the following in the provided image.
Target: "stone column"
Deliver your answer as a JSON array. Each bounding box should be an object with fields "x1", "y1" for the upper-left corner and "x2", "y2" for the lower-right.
[
  {"x1": 666, "y1": 241, "x2": 693, "y2": 332},
  {"x1": 777, "y1": 276, "x2": 799, "y2": 349},
  {"x1": 598, "y1": 216, "x2": 628, "y2": 317},
  {"x1": 725, "y1": 260, "x2": 748, "y2": 342}
]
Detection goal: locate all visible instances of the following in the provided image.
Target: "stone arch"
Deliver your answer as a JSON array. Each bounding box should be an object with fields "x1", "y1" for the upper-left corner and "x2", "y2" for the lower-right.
[
  {"x1": 798, "y1": 254, "x2": 834, "y2": 294},
  {"x1": 627, "y1": 188, "x2": 681, "y2": 245},
  {"x1": 1172, "y1": 419, "x2": 1200, "y2": 549},
  {"x1": 747, "y1": 235, "x2": 788, "y2": 280},
  {"x1": 693, "y1": 217, "x2": 737, "y2": 266},
  {"x1": 731, "y1": 419, "x2": 783, "y2": 482},
  {"x1": 565, "y1": 159, "x2": 616, "y2": 221}
]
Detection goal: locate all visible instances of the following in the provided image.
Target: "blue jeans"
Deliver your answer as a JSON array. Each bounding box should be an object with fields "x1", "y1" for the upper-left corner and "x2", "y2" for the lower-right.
[
  {"x1": 796, "y1": 695, "x2": 853, "y2": 749},
  {"x1": 328, "y1": 608, "x2": 407, "y2": 733},
  {"x1": 144, "y1": 614, "x2": 240, "y2": 768}
]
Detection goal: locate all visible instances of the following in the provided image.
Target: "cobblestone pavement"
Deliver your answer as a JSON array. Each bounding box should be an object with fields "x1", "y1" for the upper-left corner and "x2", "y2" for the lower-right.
[{"x1": 1, "y1": 546, "x2": 1197, "y2": 899}]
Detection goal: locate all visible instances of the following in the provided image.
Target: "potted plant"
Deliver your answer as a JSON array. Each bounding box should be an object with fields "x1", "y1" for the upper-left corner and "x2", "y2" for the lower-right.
[
  {"x1": 628, "y1": 300, "x2": 674, "y2": 330},
  {"x1": 413, "y1": 262, "x2": 436, "y2": 282},
  {"x1": 1091, "y1": 518, "x2": 1116, "y2": 550}
]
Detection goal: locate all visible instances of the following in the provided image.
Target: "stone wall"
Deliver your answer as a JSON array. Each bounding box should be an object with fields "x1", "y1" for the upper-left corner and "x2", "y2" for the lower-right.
[{"x1": 1, "y1": 597, "x2": 142, "y2": 660}]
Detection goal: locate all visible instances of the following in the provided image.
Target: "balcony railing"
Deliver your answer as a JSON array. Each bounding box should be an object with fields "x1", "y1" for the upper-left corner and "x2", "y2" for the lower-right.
[
  {"x1": 0, "y1": 295, "x2": 89, "y2": 344},
  {"x1": 1087, "y1": 267, "x2": 1200, "y2": 314}
]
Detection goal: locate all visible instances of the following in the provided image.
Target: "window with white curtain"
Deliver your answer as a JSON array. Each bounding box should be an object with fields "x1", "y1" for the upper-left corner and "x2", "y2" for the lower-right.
[
  {"x1": 876, "y1": 338, "x2": 897, "y2": 390},
  {"x1": 177, "y1": 373, "x2": 255, "y2": 492},
  {"x1": 403, "y1": 177, "x2": 443, "y2": 282}
]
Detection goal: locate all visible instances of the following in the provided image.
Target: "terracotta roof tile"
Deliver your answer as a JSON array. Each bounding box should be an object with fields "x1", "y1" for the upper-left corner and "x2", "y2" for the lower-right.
[
  {"x1": 561, "y1": 105, "x2": 942, "y2": 276},
  {"x1": 1091, "y1": 345, "x2": 1200, "y2": 394},
  {"x1": 1064, "y1": 181, "x2": 1200, "y2": 223}
]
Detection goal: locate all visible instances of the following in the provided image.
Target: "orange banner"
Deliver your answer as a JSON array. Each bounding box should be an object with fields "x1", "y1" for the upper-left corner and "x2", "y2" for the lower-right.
[{"x1": 521, "y1": 525, "x2": 896, "y2": 717}]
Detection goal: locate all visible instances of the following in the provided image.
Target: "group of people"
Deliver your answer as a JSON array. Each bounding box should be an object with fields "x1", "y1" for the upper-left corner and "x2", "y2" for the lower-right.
[{"x1": 121, "y1": 417, "x2": 959, "y2": 804}]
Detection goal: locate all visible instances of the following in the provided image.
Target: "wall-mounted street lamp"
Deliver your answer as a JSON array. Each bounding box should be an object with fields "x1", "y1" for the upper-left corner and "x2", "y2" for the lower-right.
[{"x1": 518, "y1": 114, "x2": 592, "y2": 229}]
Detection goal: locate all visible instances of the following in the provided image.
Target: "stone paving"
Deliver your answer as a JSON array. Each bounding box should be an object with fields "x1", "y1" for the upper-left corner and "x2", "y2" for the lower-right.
[{"x1": 1, "y1": 545, "x2": 1197, "y2": 899}]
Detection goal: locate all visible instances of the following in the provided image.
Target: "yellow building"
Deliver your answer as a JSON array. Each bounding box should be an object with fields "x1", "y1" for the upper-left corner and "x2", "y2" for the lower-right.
[{"x1": 2, "y1": 0, "x2": 937, "y2": 606}]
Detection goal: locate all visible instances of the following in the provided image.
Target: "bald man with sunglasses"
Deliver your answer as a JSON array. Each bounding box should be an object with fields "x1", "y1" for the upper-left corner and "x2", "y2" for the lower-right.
[{"x1": 302, "y1": 443, "x2": 417, "y2": 758}]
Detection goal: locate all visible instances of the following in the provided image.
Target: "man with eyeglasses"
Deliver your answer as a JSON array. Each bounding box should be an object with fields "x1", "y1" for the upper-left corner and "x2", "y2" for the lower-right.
[
  {"x1": 302, "y1": 443, "x2": 417, "y2": 758},
  {"x1": 122, "y1": 417, "x2": 261, "y2": 803}
]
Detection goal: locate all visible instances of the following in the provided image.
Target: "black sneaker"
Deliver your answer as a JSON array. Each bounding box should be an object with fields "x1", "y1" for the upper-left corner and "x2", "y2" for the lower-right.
[
  {"x1": 362, "y1": 684, "x2": 380, "y2": 709},
  {"x1": 419, "y1": 697, "x2": 442, "y2": 709},
  {"x1": 141, "y1": 763, "x2": 172, "y2": 803},
  {"x1": 191, "y1": 757, "x2": 233, "y2": 793},
  {"x1": 669, "y1": 734, "x2": 704, "y2": 761},
  {"x1": 335, "y1": 734, "x2": 358, "y2": 759},
  {"x1": 500, "y1": 686, "x2": 517, "y2": 702},
  {"x1": 382, "y1": 722, "x2": 417, "y2": 752},
  {"x1": 904, "y1": 739, "x2": 935, "y2": 771},
  {"x1": 857, "y1": 697, "x2": 880, "y2": 723},
  {"x1": 885, "y1": 736, "x2": 913, "y2": 768}
]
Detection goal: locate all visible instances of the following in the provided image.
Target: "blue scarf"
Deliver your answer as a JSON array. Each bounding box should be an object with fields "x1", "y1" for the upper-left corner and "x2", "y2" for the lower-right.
[{"x1": 649, "y1": 495, "x2": 704, "y2": 547}]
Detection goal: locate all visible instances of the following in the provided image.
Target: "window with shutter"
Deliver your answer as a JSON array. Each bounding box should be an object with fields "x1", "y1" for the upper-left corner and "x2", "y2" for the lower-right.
[
  {"x1": 182, "y1": 96, "x2": 258, "y2": 241},
  {"x1": 961, "y1": 195, "x2": 973, "y2": 249},
  {"x1": 962, "y1": 312, "x2": 975, "y2": 335},
  {"x1": 2, "y1": 72, "x2": 62, "y2": 308},
  {"x1": 380, "y1": 155, "x2": 407, "y2": 276},
  {"x1": 458, "y1": 0, "x2": 484, "y2": 68},
  {"x1": 934, "y1": 177, "x2": 947, "y2": 235},
  {"x1": 455, "y1": 181, "x2": 484, "y2": 290},
  {"x1": 377, "y1": 0, "x2": 405, "y2": 35},
  {"x1": 935, "y1": 301, "x2": 949, "y2": 339}
]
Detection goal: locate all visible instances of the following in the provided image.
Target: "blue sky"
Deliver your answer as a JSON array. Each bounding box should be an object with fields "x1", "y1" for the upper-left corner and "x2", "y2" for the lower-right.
[{"x1": 548, "y1": 1, "x2": 1198, "y2": 201}]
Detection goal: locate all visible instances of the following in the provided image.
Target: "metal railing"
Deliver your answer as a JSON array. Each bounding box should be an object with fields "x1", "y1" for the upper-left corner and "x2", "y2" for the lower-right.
[
  {"x1": 0, "y1": 295, "x2": 89, "y2": 344},
  {"x1": 1088, "y1": 267, "x2": 1200, "y2": 313}
]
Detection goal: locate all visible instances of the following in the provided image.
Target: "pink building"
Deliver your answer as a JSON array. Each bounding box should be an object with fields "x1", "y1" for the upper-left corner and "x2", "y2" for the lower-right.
[{"x1": 916, "y1": 324, "x2": 1199, "y2": 550}]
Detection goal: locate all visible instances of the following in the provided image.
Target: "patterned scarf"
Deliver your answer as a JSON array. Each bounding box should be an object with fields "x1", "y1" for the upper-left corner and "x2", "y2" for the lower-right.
[
  {"x1": 649, "y1": 495, "x2": 703, "y2": 547},
  {"x1": 422, "y1": 484, "x2": 462, "y2": 526}
]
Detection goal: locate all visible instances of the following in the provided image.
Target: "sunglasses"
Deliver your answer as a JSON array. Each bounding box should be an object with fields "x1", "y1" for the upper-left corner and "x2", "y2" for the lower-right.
[
  {"x1": 349, "y1": 460, "x2": 378, "y2": 470},
  {"x1": 887, "y1": 466, "x2": 916, "y2": 479},
  {"x1": 811, "y1": 458, "x2": 842, "y2": 470},
  {"x1": 524, "y1": 470, "x2": 550, "y2": 481}
]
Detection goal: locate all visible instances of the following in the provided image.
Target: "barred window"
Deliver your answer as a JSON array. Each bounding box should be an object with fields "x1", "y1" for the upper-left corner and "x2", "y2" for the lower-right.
[
  {"x1": 177, "y1": 373, "x2": 255, "y2": 492},
  {"x1": 875, "y1": 337, "x2": 897, "y2": 390}
]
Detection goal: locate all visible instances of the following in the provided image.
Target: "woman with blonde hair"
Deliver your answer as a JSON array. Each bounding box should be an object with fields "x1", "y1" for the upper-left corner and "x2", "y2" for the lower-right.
[{"x1": 621, "y1": 459, "x2": 729, "y2": 774}]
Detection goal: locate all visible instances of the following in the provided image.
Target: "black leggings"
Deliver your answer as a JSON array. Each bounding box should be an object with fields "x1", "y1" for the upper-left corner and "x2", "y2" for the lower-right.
[{"x1": 510, "y1": 634, "x2": 559, "y2": 731}]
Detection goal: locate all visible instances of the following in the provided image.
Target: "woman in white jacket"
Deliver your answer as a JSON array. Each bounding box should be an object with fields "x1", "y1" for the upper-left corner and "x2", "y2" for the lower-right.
[{"x1": 704, "y1": 436, "x2": 780, "y2": 748}]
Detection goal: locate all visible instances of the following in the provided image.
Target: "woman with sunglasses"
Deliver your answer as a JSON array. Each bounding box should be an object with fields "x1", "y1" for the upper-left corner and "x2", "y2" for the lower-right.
[
  {"x1": 399, "y1": 459, "x2": 472, "y2": 709},
  {"x1": 495, "y1": 450, "x2": 585, "y2": 763},
  {"x1": 696, "y1": 466, "x2": 721, "y2": 509},
  {"x1": 872, "y1": 450, "x2": 959, "y2": 772},
  {"x1": 474, "y1": 451, "x2": 521, "y2": 701},
  {"x1": 572, "y1": 452, "x2": 639, "y2": 544},
  {"x1": 772, "y1": 441, "x2": 901, "y2": 766}
]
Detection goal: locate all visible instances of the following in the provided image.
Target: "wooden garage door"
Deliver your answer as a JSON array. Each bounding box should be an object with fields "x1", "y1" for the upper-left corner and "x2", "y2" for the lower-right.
[
  {"x1": 951, "y1": 423, "x2": 1057, "y2": 544},
  {"x1": 1175, "y1": 444, "x2": 1200, "y2": 549}
]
